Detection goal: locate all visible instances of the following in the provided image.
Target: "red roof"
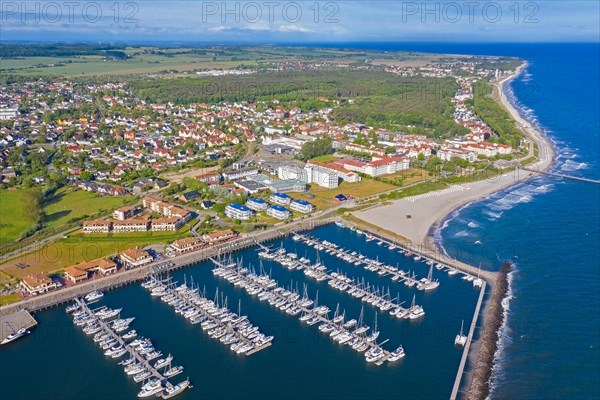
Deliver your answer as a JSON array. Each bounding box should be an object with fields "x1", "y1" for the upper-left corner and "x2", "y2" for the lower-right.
[
  {"x1": 338, "y1": 159, "x2": 365, "y2": 168},
  {"x1": 367, "y1": 157, "x2": 403, "y2": 167}
]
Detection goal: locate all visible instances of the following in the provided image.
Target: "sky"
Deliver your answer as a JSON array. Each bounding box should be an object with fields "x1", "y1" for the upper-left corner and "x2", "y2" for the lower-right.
[{"x1": 1, "y1": 1, "x2": 599, "y2": 43}]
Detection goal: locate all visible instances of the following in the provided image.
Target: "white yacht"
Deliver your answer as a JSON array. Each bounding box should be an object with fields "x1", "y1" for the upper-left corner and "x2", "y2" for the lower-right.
[
  {"x1": 122, "y1": 330, "x2": 137, "y2": 340},
  {"x1": 455, "y1": 320, "x2": 467, "y2": 346},
  {"x1": 154, "y1": 354, "x2": 174, "y2": 369},
  {"x1": 342, "y1": 319, "x2": 357, "y2": 329},
  {"x1": 387, "y1": 346, "x2": 405, "y2": 362},
  {"x1": 85, "y1": 290, "x2": 104, "y2": 303},
  {"x1": 365, "y1": 346, "x2": 385, "y2": 363},
  {"x1": 164, "y1": 365, "x2": 184, "y2": 378},
  {"x1": 161, "y1": 379, "x2": 191, "y2": 399},
  {"x1": 1, "y1": 328, "x2": 30, "y2": 345},
  {"x1": 137, "y1": 379, "x2": 164, "y2": 397}
]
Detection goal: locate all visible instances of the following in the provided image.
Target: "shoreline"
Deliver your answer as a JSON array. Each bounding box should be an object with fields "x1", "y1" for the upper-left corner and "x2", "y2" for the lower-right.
[
  {"x1": 354, "y1": 61, "x2": 556, "y2": 400},
  {"x1": 355, "y1": 62, "x2": 555, "y2": 251}
]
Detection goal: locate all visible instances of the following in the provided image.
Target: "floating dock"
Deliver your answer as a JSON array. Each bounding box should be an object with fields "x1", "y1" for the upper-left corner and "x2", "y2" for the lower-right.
[
  {"x1": 141, "y1": 277, "x2": 273, "y2": 356},
  {"x1": 211, "y1": 258, "x2": 401, "y2": 365}
]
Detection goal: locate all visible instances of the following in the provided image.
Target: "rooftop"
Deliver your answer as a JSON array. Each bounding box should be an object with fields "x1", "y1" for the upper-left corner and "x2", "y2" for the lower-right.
[{"x1": 227, "y1": 203, "x2": 251, "y2": 212}]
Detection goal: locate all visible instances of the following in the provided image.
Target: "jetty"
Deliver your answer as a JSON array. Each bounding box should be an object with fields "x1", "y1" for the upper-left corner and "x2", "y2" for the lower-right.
[
  {"x1": 450, "y1": 281, "x2": 487, "y2": 400},
  {"x1": 210, "y1": 257, "x2": 404, "y2": 365},
  {"x1": 0, "y1": 309, "x2": 37, "y2": 343},
  {"x1": 337, "y1": 223, "x2": 497, "y2": 283},
  {"x1": 140, "y1": 276, "x2": 273, "y2": 356},
  {"x1": 285, "y1": 234, "x2": 440, "y2": 290},
  {"x1": 465, "y1": 262, "x2": 513, "y2": 400},
  {"x1": 521, "y1": 166, "x2": 600, "y2": 184},
  {"x1": 258, "y1": 244, "x2": 420, "y2": 318},
  {"x1": 72, "y1": 298, "x2": 189, "y2": 397}
]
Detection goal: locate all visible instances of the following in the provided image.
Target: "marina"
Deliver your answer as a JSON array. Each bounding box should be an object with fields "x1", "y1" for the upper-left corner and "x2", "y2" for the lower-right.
[
  {"x1": 258, "y1": 243, "x2": 425, "y2": 320},
  {"x1": 1, "y1": 223, "x2": 484, "y2": 399},
  {"x1": 70, "y1": 298, "x2": 191, "y2": 398},
  {"x1": 210, "y1": 257, "x2": 404, "y2": 365},
  {"x1": 265, "y1": 235, "x2": 443, "y2": 291},
  {"x1": 141, "y1": 275, "x2": 274, "y2": 356}
]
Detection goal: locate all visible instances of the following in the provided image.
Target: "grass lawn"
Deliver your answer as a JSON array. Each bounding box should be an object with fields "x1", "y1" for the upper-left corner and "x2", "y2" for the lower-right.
[
  {"x1": 382, "y1": 180, "x2": 448, "y2": 199},
  {"x1": 0, "y1": 294, "x2": 20, "y2": 306},
  {"x1": 310, "y1": 155, "x2": 339, "y2": 163},
  {"x1": 289, "y1": 179, "x2": 395, "y2": 211},
  {"x1": 2, "y1": 53, "x2": 260, "y2": 77},
  {"x1": 1, "y1": 221, "x2": 195, "y2": 279},
  {"x1": 0, "y1": 189, "x2": 34, "y2": 246},
  {"x1": 312, "y1": 179, "x2": 395, "y2": 201},
  {"x1": 377, "y1": 168, "x2": 432, "y2": 186},
  {"x1": 44, "y1": 188, "x2": 136, "y2": 229}
]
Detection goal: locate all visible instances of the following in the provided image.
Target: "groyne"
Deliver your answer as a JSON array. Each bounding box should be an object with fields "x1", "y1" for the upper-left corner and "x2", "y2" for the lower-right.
[{"x1": 466, "y1": 261, "x2": 513, "y2": 400}]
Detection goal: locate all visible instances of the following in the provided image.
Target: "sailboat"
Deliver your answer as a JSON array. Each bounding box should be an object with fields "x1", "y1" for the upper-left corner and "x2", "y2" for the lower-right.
[
  {"x1": 406, "y1": 295, "x2": 425, "y2": 319},
  {"x1": 365, "y1": 313, "x2": 380, "y2": 342},
  {"x1": 418, "y1": 264, "x2": 440, "y2": 291},
  {"x1": 455, "y1": 320, "x2": 467, "y2": 346},
  {"x1": 473, "y1": 264, "x2": 483, "y2": 288}
]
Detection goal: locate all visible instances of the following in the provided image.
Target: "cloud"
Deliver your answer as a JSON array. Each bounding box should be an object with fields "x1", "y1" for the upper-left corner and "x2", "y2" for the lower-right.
[{"x1": 0, "y1": 1, "x2": 598, "y2": 42}]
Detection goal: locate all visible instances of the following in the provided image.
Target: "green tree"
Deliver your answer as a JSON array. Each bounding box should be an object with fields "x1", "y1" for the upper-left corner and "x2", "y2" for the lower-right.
[
  {"x1": 22, "y1": 188, "x2": 44, "y2": 226},
  {"x1": 80, "y1": 171, "x2": 94, "y2": 181},
  {"x1": 300, "y1": 136, "x2": 333, "y2": 161}
]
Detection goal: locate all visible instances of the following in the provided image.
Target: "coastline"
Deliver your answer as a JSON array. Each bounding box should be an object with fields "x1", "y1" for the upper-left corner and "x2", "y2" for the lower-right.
[
  {"x1": 355, "y1": 62, "x2": 555, "y2": 251},
  {"x1": 354, "y1": 61, "x2": 555, "y2": 400}
]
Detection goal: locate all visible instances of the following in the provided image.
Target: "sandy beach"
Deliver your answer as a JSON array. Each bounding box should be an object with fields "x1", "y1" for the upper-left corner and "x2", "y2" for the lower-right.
[{"x1": 356, "y1": 64, "x2": 555, "y2": 248}]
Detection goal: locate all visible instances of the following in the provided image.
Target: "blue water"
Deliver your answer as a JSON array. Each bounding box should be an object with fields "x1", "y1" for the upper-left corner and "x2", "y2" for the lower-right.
[
  {"x1": 309, "y1": 42, "x2": 600, "y2": 398},
  {"x1": 433, "y1": 44, "x2": 600, "y2": 399},
  {"x1": 0, "y1": 225, "x2": 482, "y2": 400},
  {"x1": 1, "y1": 43, "x2": 598, "y2": 399}
]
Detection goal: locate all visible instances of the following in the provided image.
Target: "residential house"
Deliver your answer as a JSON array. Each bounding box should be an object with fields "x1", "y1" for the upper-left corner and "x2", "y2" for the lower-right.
[
  {"x1": 120, "y1": 248, "x2": 153, "y2": 269},
  {"x1": 269, "y1": 192, "x2": 291, "y2": 205},
  {"x1": 225, "y1": 203, "x2": 254, "y2": 220},
  {"x1": 168, "y1": 237, "x2": 206, "y2": 255},
  {"x1": 20, "y1": 273, "x2": 58, "y2": 295},
  {"x1": 290, "y1": 199, "x2": 314, "y2": 214},
  {"x1": 201, "y1": 229, "x2": 238, "y2": 243},
  {"x1": 266, "y1": 205, "x2": 291, "y2": 220},
  {"x1": 113, "y1": 206, "x2": 137, "y2": 220},
  {"x1": 83, "y1": 220, "x2": 112, "y2": 234},
  {"x1": 246, "y1": 197, "x2": 268, "y2": 211}
]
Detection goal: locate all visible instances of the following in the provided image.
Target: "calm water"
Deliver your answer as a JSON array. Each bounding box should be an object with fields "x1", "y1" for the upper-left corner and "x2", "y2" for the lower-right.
[
  {"x1": 1, "y1": 43, "x2": 599, "y2": 400},
  {"x1": 0, "y1": 225, "x2": 481, "y2": 400}
]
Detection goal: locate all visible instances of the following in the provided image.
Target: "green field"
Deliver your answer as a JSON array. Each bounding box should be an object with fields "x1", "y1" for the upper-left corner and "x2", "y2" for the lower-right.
[
  {"x1": 0, "y1": 294, "x2": 20, "y2": 305},
  {"x1": 310, "y1": 155, "x2": 339, "y2": 163},
  {"x1": 290, "y1": 179, "x2": 396, "y2": 210},
  {"x1": 0, "y1": 53, "x2": 259, "y2": 77},
  {"x1": 44, "y1": 188, "x2": 136, "y2": 229},
  {"x1": 1, "y1": 222, "x2": 194, "y2": 279},
  {"x1": 0, "y1": 190, "x2": 35, "y2": 245},
  {"x1": 0, "y1": 187, "x2": 136, "y2": 247}
]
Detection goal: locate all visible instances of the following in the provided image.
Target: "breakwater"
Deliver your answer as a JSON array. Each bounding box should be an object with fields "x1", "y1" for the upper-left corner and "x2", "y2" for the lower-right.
[{"x1": 466, "y1": 261, "x2": 513, "y2": 400}]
